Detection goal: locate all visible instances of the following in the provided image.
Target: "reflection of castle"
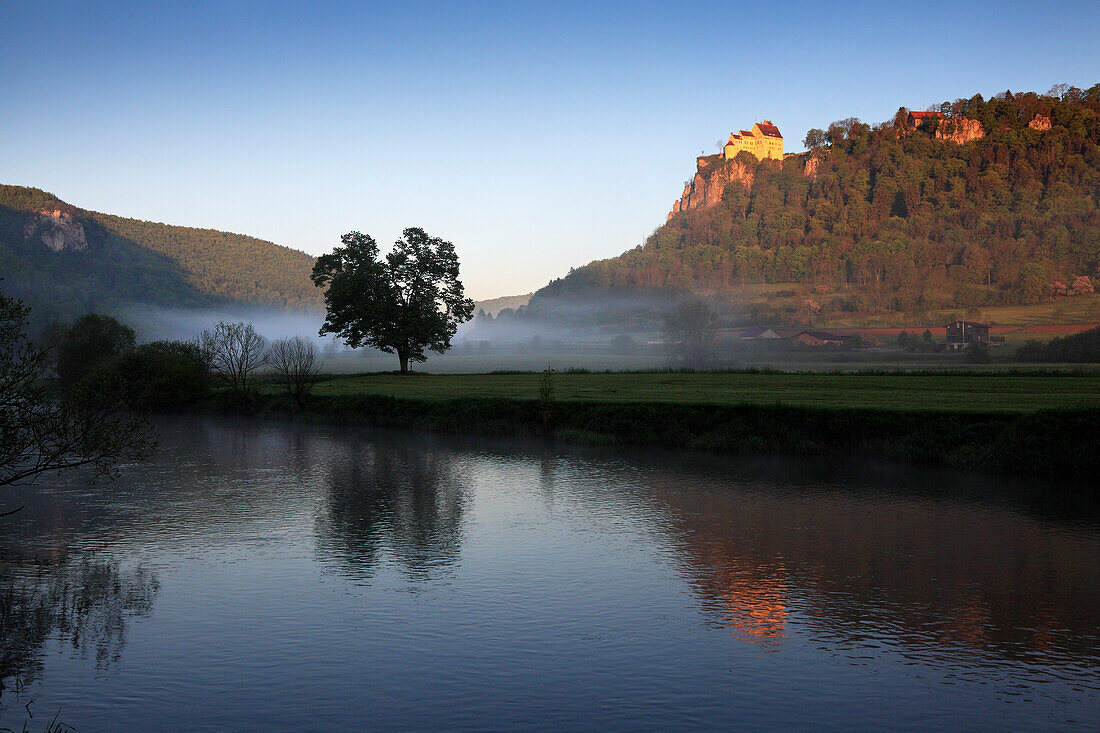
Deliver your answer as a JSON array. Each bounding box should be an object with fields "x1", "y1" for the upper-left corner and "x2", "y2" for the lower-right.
[
  {"x1": 723, "y1": 121, "x2": 784, "y2": 161},
  {"x1": 645, "y1": 464, "x2": 1100, "y2": 660},
  {"x1": 718, "y1": 570, "x2": 788, "y2": 641}
]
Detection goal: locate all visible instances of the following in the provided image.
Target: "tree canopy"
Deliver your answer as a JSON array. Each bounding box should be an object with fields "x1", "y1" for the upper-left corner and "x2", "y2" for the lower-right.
[
  {"x1": 662, "y1": 301, "x2": 718, "y2": 368},
  {"x1": 56, "y1": 313, "x2": 136, "y2": 387},
  {"x1": 311, "y1": 228, "x2": 474, "y2": 373}
]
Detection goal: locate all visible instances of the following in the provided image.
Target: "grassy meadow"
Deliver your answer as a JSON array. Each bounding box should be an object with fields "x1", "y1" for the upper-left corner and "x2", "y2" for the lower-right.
[{"x1": 309, "y1": 371, "x2": 1100, "y2": 414}]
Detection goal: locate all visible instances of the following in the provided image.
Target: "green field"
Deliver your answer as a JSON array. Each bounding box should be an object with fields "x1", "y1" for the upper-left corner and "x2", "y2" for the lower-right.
[{"x1": 310, "y1": 371, "x2": 1100, "y2": 414}]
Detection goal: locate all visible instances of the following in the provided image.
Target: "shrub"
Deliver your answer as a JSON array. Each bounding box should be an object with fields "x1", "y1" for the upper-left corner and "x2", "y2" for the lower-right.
[
  {"x1": 113, "y1": 340, "x2": 211, "y2": 408},
  {"x1": 964, "y1": 342, "x2": 992, "y2": 363},
  {"x1": 609, "y1": 334, "x2": 636, "y2": 354}
]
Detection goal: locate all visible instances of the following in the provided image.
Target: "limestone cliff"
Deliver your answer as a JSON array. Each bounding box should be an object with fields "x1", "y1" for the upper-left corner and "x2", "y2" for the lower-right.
[
  {"x1": 935, "y1": 117, "x2": 984, "y2": 144},
  {"x1": 23, "y1": 208, "x2": 88, "y2": 252},
  {"x1": 803, "y1": 152, "x2": 822, "y2": 180},
  {"x1": 1029, "y1": 114, "x2": 1052, "y2": 131},
  {"x1": 668, "y1": 156, "x2": 755, "y2": 221}
]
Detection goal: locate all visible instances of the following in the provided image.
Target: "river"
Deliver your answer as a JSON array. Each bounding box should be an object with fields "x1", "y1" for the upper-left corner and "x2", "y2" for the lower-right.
[{"x1": 1, "y1": 416, "x2": 1097, "y2": 730}]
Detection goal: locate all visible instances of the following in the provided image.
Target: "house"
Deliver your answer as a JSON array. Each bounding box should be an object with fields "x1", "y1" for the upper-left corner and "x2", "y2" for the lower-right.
[
  {"x1": 740, "y1": 327, "x2": 783, "y2": 340},
  {"x1": 907, "y1": 110, "x2": 943, "y2": 128},
  {"x1": 723, "y1": 121, "x2": 784, "y2": 161},
  {"x1": 945, "y1": 321, "x2": 990, "y2": 350},
  {"x1": 794, "y1": 330, "x2": 849, "y2": 347}
]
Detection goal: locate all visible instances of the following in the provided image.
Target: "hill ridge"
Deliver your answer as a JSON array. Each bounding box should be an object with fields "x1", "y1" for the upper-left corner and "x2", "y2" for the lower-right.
[
  {"x1": 0, "y1": 184, "x2": 322, "y2": 329},
  {"x1": 525, "y1": 84, "x2": 1100, "y2": 327}
]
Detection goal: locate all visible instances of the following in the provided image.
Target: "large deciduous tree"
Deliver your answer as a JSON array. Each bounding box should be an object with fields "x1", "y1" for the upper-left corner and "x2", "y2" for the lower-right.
[
  {"x1": 311, "y1": 228, "x2": 475, "y2": 374},
  {"x1": 56, "y1": 314, "x2": 136, "y2": 387},
  {"x1": 0, "y1": 289, "x2": 154, "y2": 506},
  {"x1": 662, "y1": 301, "x2": 719, "y2": 369}
]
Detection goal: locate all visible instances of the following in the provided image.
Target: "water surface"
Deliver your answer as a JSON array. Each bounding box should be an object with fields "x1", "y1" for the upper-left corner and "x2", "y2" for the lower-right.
[{"x1": 1, "y1": 416, "x2": 1097, "y2": 730}]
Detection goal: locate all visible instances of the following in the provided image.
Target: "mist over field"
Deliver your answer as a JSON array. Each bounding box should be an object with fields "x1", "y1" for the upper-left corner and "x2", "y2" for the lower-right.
[{"x1": 120, "y1": 304, "x2": 329, "y2": 346}]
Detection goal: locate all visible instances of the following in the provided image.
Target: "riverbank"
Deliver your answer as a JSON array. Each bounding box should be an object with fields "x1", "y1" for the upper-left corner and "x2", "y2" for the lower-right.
[{"x1": 209, "y1": 379, "x2": 1100, "y2": 480}]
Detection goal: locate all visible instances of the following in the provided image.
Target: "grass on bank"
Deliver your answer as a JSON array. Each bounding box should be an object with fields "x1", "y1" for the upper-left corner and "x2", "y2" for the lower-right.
[{"x1": 306, "y1": 371, "x2": 1100, "y2": 414}]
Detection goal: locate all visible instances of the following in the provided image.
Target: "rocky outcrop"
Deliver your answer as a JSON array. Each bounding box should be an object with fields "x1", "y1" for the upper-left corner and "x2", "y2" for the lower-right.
[
  {"x1": 1029, "y1": 114, "x2": 1052, "y2": 131},
  {"x1": 935, "y1": 117, "x2": 984, "y2": 144},
  {"x1": 804, "y1": 153, "x2": 822, "y2": 179},
  {"x1": 668, "y1": 159, "x2": 755, "y2": 220},
  {"x1": 23, "y1": 209, "x2": 88, "y2": 252}
]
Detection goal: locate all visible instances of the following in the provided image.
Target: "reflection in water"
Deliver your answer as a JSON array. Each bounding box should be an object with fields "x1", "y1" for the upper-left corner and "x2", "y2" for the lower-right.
[
  {"x1": 637, "y1": 456, "x2": 1100, "y2": 677},
  {"x1": 315, "y1": 441, "x2": 470, "y2": 580},
  {"x1": 0, "y1": 558, "x2": 158, "y2": 694},
  {"x1": 0, "y1": 418, "x2": 1096, "y2": 729}
]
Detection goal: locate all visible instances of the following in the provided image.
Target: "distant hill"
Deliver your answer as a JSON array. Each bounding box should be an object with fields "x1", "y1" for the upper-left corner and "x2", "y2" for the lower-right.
[
  {"x1": 474, "y1": 292, "x2": 532, "y2": 316},
  {"x1": 0, "y1": 185, "x2": 321, "y2": 330},
  {"x1": 526, "y1": 84, "x2": 1100, "y2": 327}
]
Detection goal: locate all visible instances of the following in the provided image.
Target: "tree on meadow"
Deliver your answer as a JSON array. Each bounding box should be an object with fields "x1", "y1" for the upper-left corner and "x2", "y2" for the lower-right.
[
  {"x1": 311, "y1": 228, "x2": 475, "y2": 374},
  {"x1": 662, "y1": 301, "x2": 719, "y2": 369}
]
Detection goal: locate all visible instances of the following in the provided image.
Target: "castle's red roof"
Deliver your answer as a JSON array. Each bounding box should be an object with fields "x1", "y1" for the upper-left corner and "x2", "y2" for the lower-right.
[
  {"x1": 740, "y1": 129, "x2": 754, "y2": 137},
  {"x1": 756, "y1": 123, "x2": 782, "y2": 138},
  {"x1": 908, "y1": 111, "x2": 942, "y2": 119}
]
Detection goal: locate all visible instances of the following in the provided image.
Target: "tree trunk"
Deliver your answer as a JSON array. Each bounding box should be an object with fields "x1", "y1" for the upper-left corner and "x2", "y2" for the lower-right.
[{"x1": 398, "y1": 352, "x2": 409, "y2": 375}]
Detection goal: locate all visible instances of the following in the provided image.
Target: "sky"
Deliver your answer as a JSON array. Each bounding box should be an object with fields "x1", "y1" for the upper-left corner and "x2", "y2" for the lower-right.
[{"x1": 3, "y1": 1, "x2": 1099, "y2": 300}]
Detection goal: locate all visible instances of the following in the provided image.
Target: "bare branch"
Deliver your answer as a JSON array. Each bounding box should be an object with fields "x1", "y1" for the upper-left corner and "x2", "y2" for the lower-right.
[
  {"x1": 198, "y1": 321, "x2": 268, "y2": 407},
  {"x1": 267, "y1": 336, "x2": 323, "y2": 409}
]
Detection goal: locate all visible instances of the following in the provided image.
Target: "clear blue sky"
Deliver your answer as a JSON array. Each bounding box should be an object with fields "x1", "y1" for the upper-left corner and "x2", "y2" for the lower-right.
[{"x1": 3, "y1": 1, "x2": 1098, "y2": 299}]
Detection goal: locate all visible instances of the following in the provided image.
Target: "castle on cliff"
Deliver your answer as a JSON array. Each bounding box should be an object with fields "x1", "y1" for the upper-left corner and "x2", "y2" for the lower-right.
[{"x1": 723, "y1": 121, "x2": 784, "y2": 161}]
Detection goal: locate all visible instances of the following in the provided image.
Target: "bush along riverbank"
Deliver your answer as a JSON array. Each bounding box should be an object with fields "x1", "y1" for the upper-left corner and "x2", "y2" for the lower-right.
[{"x1": 201, "y1": 390, "x2": 1100, "y2": 481}]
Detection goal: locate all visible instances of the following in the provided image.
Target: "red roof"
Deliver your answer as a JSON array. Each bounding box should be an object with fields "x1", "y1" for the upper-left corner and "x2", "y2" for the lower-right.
[
  {"x1": 740, "y1": 129, "x2": 754, "y2": 137},
  {"x1": 756, "y1": 123, "x2": 782, "y2": 138},
  {"x1": 796, "y1": 330, "x2": 848, "y2": 341},
  {"x1": 908, "y1": 111, "x2": 942, "y2": 119}
]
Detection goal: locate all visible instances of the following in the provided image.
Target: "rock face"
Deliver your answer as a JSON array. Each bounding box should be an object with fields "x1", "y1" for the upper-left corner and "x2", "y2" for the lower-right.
[
  {"x1": 1029, "y1": 114, "x2": 1052, "y2": 131},
  {"x1": 23, "y1": 209, "x2": 88, "y2": 252},
  {"x1": 804, "y1": 153, "x2": 822, "y2": 179},
  {"x1": 935, "y1": 117, "x2": 984, "y2": 144},
  {"x1": 668, "y1": 159, "x2": 755, "y2": 220}
]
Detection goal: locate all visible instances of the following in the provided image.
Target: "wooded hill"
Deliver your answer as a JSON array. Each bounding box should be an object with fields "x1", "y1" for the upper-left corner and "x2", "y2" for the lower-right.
[
  {"x1": 525, "y1": 84, "x2": 1100, "y2": 326},
  {"x1": 0, "y1": 185, "x2": 321, "y2": 330}
]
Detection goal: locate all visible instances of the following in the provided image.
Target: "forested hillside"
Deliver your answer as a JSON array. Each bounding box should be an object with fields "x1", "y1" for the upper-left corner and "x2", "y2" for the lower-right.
[
  {"x1": 528, "y1": 84, "x2": 1100, "y2": 326},
  {"x1": 0, "y1": 185, "x2": 321, "y2": 330}
]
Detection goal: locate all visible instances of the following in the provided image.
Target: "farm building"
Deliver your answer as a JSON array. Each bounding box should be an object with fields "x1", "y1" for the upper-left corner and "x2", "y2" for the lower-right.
[
  {"x1": 740, "y1": 327, "x2": 783, "y2": 340},
  {"x1": 945, "y1": 321, "x2": 990, "y2": 350},
  {"x1": 794, "y1": 330, "x2": 850, "y2": 347}
]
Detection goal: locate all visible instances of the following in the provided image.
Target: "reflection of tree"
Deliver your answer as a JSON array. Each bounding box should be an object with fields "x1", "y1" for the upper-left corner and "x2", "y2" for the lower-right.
[
  {"x1": 0, "y1": 559, "x2": 158, "y2": 694},
  {"x1": 316, "y1": 443, "x2": 469, "y2": 580}
]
